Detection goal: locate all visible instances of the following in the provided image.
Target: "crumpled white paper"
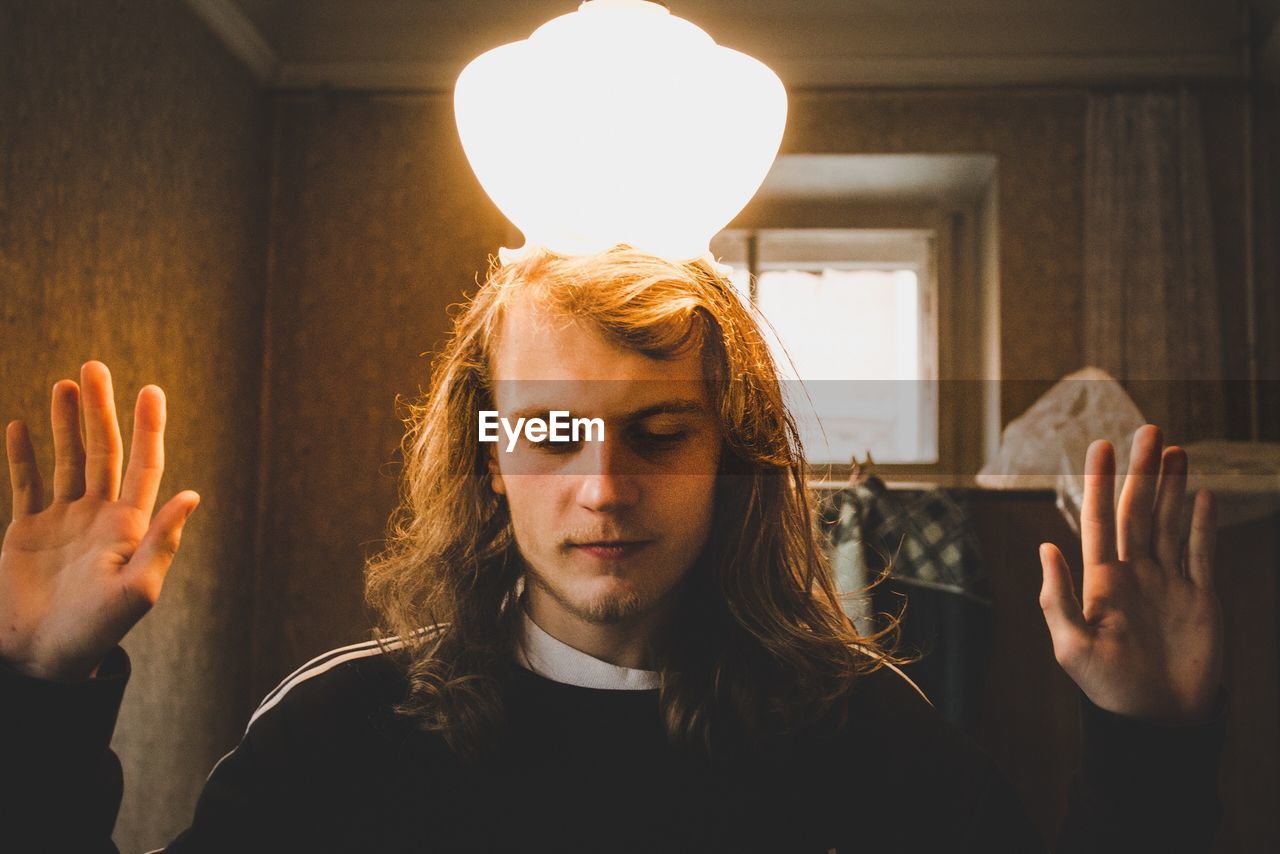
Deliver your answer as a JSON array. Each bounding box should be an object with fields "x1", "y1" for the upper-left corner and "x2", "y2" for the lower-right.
[
  {"x1": 977, "y1": 367, "x2": 1280, "y2": 536},
  {"x1": 977, "y1": 365, "x2": 1143, "y2": 494}
]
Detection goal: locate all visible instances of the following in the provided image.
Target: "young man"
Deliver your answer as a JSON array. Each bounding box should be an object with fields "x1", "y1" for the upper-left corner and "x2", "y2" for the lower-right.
[{"x1": 2, "y1": 248, "x2": 1225, "y2": 852}]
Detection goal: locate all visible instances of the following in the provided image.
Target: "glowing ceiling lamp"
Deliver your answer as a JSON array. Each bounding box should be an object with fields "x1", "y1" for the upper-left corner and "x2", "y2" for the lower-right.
[{"x1": 454, "y1": 0, "x2": 787, "y2": 264}]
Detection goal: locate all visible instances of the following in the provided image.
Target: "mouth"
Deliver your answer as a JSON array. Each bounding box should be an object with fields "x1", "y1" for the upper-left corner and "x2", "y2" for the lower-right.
[{"x1": 569, "y1": 540, "x2": 655, "y2": 560}]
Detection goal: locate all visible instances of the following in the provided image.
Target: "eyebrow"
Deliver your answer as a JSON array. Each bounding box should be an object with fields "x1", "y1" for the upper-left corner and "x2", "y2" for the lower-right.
[{"x1": 507, "y1": 398, "x2": 706, "y2": 423}]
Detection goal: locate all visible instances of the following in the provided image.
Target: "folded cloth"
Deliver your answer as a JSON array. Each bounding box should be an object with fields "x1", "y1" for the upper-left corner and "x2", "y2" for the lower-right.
[{"x1": 822, "y1": 475, "x2": 991, "y2": 605}]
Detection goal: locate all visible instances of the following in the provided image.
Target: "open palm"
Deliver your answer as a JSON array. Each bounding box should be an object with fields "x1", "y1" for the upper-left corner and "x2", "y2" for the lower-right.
[
  {"x1": 1039, "y1": 424, "x2": 1222, "y2": 724},
  {"x1": 1, "y1": 361, "x2": 200, "y2": 682}
]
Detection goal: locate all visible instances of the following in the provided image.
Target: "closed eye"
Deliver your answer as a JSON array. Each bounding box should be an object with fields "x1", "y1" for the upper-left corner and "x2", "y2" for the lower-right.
[{"x1": 633, "y1": 430, "x2": 688, "y2": 449}]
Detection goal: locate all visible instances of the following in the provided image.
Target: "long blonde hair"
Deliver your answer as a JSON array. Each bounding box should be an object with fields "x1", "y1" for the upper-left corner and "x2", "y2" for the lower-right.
[{"x1": 363, "y1": 246, "x2": 904, "y2": 761}]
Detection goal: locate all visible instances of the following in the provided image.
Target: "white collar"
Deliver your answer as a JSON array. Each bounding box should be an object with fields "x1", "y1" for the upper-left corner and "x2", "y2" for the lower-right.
[{"x1": 514, "y1": 609, "x2": 661, "y2": 691}]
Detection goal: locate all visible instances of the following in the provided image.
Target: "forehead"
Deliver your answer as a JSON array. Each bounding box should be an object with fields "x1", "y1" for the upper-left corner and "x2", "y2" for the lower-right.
[{"x1": 489, "y1": 292, "x2": 708, "y2": 414}]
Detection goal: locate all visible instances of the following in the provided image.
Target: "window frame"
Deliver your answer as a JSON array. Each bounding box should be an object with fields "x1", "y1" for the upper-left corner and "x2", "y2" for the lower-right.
[
  {"x1": 716, "y1": 226, "x2": 940, "y2": 469},
  {"x1": 715, "y1": 202, "x2": 990, "y2": 485}
]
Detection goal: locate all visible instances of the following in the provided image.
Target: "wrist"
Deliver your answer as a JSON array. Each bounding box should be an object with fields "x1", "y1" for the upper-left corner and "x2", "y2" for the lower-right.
[
  {"x1": 1085, "y1": 685, "x2": 1227, "y2": 728},
  {"x1": 1078, "y1": 685, "x2": 1228, "y2": 783}
]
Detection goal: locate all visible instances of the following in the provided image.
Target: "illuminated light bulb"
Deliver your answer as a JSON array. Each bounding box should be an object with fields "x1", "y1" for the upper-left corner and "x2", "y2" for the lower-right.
[{"x1": 454, "y1": 0, "x2": 787, "y2": 264}]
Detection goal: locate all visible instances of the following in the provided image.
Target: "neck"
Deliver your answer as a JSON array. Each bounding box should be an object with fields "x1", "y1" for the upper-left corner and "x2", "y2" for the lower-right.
[{"x1": 521, "y1": 585, "x2": 673, "y2": 670}]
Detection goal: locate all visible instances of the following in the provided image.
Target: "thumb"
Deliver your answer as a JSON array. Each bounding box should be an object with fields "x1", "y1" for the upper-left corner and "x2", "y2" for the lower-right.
[
  {"x1": 125, "y1": 490, "x2": 200, "y2": 605},
  {"x1": 1038, "y1": 543, "x2": 1087, "y2": 657}
]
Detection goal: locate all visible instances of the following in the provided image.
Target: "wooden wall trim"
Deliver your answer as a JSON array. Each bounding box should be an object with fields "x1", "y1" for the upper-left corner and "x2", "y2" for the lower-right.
[{"x1": 264, "y1": 52, "x2": 1247, "y2": 93}]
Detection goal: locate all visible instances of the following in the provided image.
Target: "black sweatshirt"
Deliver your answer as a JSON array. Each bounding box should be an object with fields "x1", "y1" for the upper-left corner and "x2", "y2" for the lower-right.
[{"x1": 1, "y1": 639, "x2": 1226, "y2": 853}]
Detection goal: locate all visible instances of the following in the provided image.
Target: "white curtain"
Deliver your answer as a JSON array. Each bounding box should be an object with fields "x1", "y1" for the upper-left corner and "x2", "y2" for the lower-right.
[{"x1": 1083, "y1": 89, "x2": 1226, "y2": 442}]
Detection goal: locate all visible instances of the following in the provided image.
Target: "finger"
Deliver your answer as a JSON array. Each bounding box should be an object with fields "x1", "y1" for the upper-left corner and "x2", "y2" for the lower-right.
[
  {"x1": 1039, "y1": 543, "x2": 1088, "y2": 660},
  {"x1": 81, "y1": 361, "x2": 124, "y2": 501},
  {"x1": 1187, "y1": 489, "x2": 1218, "y2": 591},
  {"x1": 51, "y1": 380, "x2": 87, "y2": 502},
  {"x1": 6, "y1": 420, "x2": 45, "y2": 518},
  {"x1": 1080, "y1": 439, "x2": 1118, "y2": 567},
  {"x1": 1152, "y1": 445, "x2": 1188, "y2": 574},
  {"x1": 120, "y1": 385, "x2": 166, "y2": 518},
  {"x1": 1116, "y1": 424, "x2": 1161, "y2": 562},
  {"x1": 124, "y1": 490, "x2": 200, "y2": 606}
]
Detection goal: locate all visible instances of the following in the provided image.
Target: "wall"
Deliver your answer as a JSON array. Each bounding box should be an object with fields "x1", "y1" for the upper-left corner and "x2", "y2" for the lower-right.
[
  {"x1": 0, "y1": 1, "x2": 270, "y2": 849},
  {"x1": 784, "y1": 89, "x2": 1087, "y2": 432},
  {"x1": 250, "y1": 91, "x2": 510, "y2": 701},
  {"x1": 781, "y1": 86, "x2": 1266, "y2": 442},
  {"x1": 1253, "y1": 79, "x2": 1280, "y2": 440},
  {"x1": 1199, "y1": 86, "x2": 1255, "y2": 437}
]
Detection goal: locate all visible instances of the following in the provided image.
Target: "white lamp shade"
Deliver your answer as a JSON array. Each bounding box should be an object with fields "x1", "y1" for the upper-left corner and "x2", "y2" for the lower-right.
[{"x1": 454, "y1": 0, "x2": 787, "y2": 263}]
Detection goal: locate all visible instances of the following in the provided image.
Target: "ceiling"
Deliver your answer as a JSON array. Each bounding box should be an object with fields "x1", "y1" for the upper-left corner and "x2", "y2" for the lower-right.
[{"x1": 182, "y1": 0, "x2": 1277, "y2": 90}]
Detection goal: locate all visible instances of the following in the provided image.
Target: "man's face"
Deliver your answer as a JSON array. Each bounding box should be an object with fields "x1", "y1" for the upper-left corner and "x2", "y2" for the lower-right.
[{"x1": 487, "y1": 295, "x2": 721, "y2": 629}]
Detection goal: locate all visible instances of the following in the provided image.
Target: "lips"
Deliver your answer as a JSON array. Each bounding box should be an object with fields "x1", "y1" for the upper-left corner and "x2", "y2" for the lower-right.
[{"x1": 570, "y1": 540, "x2": 654, "y2": 559}]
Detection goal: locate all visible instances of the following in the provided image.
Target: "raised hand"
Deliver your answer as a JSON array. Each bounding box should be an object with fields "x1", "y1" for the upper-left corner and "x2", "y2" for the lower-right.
[
  {"x1": 1038, "y1": 424, "x2": 1223, "y2": 724},
  {"x1": 1, "y1": 361, "x2": 200, "y2": 682}
]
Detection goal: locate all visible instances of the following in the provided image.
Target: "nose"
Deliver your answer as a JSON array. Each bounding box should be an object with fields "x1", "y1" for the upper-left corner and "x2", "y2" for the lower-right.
[{"x1": 574, "y1": 435, "x2": 640, "y2": 512}]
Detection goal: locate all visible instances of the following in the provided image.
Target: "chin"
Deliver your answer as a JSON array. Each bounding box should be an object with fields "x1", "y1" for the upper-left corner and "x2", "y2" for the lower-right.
[
  {"x1": 538, "y1": 572, "x2": 649, "y2": 625},
  {"x1": 574, "y1": 598, "x2": 642, "y2": 624},
  {"x1": 571, "y1": 578, "x2": 647, "y2": 624}
]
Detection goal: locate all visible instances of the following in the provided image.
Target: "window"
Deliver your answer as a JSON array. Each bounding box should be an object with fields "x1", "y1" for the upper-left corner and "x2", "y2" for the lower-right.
[
  {"x1": 712, "y1": 229, "x2": 939, "y2": 467},
  {"x1": 709, "y1": 153, "x2": 999, "y2": 483}
]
